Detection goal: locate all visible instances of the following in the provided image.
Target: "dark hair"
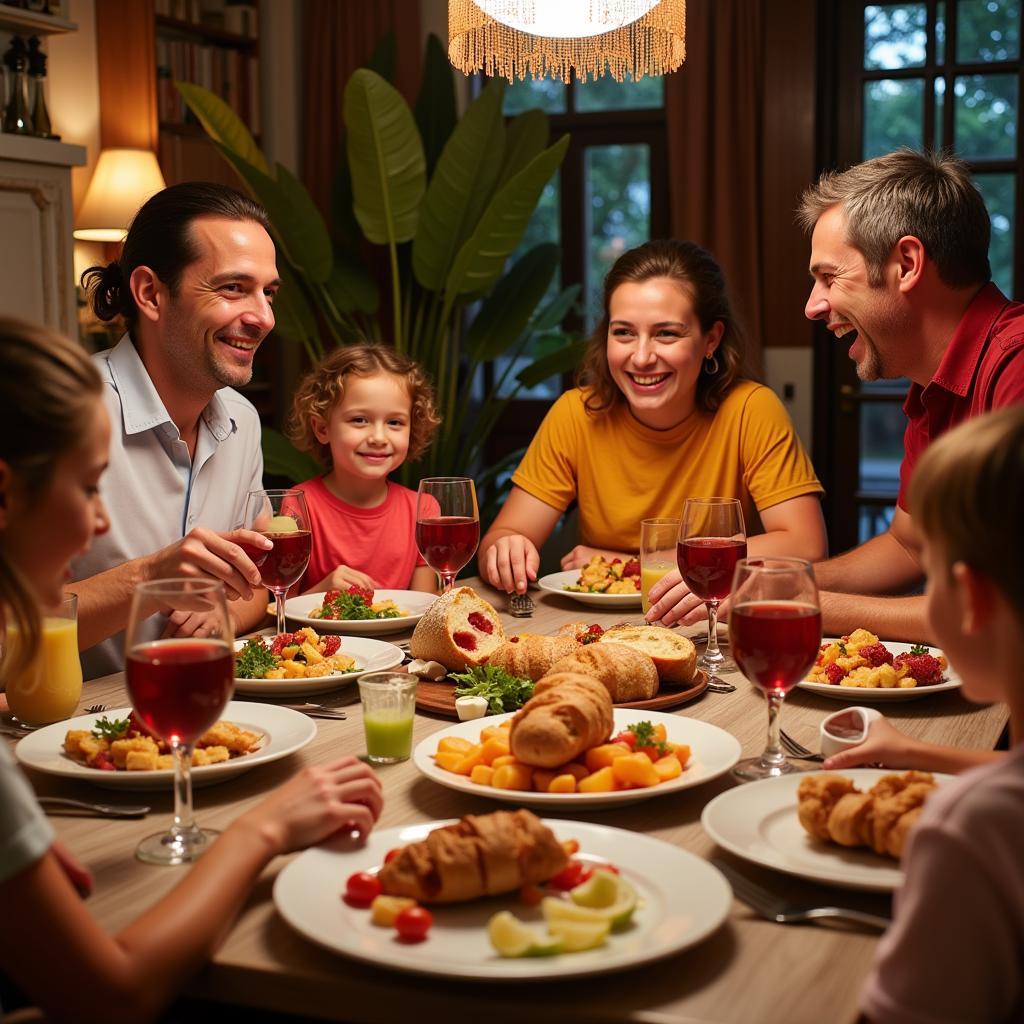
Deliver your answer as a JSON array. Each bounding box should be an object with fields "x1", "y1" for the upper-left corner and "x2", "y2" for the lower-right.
[
  {"x1": 577, "y1": 239, "x2": 749, "y2": 415},
  {"x1": 0, "y1": 317, "x2": 103, "y2": 682},
  {"x1": 287, "y1": 343, "x2": 442, "y2": 466},
  {"x1": 81, "y1": 181, "x2": 270, "y2": 332}
]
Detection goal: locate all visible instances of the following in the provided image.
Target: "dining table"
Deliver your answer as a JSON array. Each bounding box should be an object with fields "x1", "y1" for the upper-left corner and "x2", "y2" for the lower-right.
[{"x1": 6, "y1": 576, "x2": 1008, "y2": 1024}]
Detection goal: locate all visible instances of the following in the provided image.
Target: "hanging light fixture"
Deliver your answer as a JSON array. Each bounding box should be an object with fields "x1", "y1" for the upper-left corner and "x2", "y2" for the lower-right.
[{"x1": 448, "y1": 0, "x2": 686, "y2": 84}]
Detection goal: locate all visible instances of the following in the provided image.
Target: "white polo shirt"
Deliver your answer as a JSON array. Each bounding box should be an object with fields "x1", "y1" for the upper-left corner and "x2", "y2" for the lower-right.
[{"x1": 71, "y1": 336, "x2": 264, "y2": 679}]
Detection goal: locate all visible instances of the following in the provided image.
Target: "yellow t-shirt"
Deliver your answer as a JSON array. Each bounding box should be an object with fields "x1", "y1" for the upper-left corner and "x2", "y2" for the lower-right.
[{"x1": 510, "y1": 381, "x2": 823, "y2": 552}]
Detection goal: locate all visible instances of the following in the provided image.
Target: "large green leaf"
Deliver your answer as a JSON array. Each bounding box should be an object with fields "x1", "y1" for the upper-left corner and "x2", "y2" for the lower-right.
[
  {"x1": 515, "y1": 337, "x2": 588, "y2": 389},
  {"x1": 177, "y1": 82, "x2": 269, "y2": 175},
  {"x1": 414, "y1": 33, "x2": 457, "y2": 176},
  {"x1": 327, "y1": 249, "x2": 379, "y2": 315},
  {"x1": 261, "y1": 427, "x2": 321, "y2": 484},
  {"x1": 465, "y1": 244, "x2": 559, "y2": 361},
  {"x1": 496, "y1": 109, "x2": 549, "y2": 189},
  {"x1": 412, "y1": 80, "x2": 506, "y2": 291},
  {"x1": 274, "y1": 163, "x2": 333, "y2": 283},
  {"x1": 344, "y1": 69, "x2": 426, "y2": 246},
  {"x1": 531, "y1": 283, "x2": 581, "y2": 332},
  {"x1": 445, "y1": 134, "x2": 569, "y2": 299}
]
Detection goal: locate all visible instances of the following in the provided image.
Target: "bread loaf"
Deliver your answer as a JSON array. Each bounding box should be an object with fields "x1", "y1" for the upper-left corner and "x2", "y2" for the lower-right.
[
  {"x1": 486, "y1": 633, "x2": 581, "y2": 681},
  {"x1": 597, "y1": 625, "x2": 696, "y2": 685},
  {"x1": 409, "y1": 587, "x2": 505, "y2": 671},
  {"x1": 378, "y1": 809, "x2": 568, "y2": 903},
  {"x1": 546, "y1": 642, "x2": 659, "y2": 702},
  {"x1": 509, "y1": 673, "x2": 613, "y2": 768}
]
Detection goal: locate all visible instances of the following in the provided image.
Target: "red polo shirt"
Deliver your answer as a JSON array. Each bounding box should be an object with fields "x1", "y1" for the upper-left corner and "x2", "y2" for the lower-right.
[{"x1": 898, "y1": 283, "x2": 1024, "y2": 509}]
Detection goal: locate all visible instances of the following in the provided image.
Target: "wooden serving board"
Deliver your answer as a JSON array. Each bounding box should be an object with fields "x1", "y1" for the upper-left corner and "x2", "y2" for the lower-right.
[{"x1": 414, "y1": 669, "x2": 709, "y2": 718}]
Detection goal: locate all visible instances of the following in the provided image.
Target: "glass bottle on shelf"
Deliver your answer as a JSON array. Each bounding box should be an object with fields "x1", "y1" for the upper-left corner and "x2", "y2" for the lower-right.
[
  {"x1": 2, "y1": 36, "x2": 34, "y2": 135},
  {"x1": 27, "y1": 37, "x2": 55, "y2": 139}
]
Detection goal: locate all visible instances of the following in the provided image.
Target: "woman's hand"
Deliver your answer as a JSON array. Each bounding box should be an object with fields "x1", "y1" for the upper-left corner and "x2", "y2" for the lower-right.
[
  {"x1": 481, "y1": 534, "x2": 540, "y2": 594},
  {"x1": 644, "y1": 569, "x2": 706, "y2": 626},
  {"x1": 240, "y1": 757, "x2": 384, "y2": 856},
  {"x1": 310, "y1": 565, "x2": 378, "y2": 595}
]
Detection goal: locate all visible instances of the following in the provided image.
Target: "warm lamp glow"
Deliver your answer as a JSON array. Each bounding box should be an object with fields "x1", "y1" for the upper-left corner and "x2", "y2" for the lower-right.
[{"x1": 74, "y1": 148, "x2": 167, "y2": 242}]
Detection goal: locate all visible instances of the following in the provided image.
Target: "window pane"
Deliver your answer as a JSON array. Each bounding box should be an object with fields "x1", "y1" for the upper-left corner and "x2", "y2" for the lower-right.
[
  {"x1": 975, "y1": 172, "x2": 1016, "y2": 295},
  {"x1": 954, "y1": 73, "x2": 1018, "y2": 158},
  {"x1": 575, "y1": 73, "x2": 665, "y2": 112},
  {"x1": 937, "y1": 0, "x2": 947, "y2": 63},
  {"x1": 956, "y1": 0, "x2": 1020, "y2": 62},
  {"x1": 864, "y1": 4, "x2": 928, "y2": 69},
  {"x1": 935, "y1": 76, "x2": 946, "y2": 146},
  {"x1": 863, "y1": 78, "x2": 925, "y2": 157},
  {"x1": 859, "y1": 400, "x2": 907, "y2": 495},
  {"x1": 858, "y1": 504, "x2": 897, "y2": 544},
  {"x1": 584, "y1": 144, "x2": 651, "y2": 328},
  {"x1": 502, "y1": 77, "x2": 567, "y2": 115}
]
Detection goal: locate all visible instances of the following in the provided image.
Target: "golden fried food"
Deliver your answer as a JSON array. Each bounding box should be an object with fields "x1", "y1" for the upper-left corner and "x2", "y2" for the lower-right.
[{"x1": 796, "y1": 773, "x2": 858, "y2": 840}]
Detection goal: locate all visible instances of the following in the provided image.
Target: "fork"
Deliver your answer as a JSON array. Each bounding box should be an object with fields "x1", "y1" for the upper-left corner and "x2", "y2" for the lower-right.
[
  {"x1": 38, "y1": 796, "x2": 150, "y2": 818},
  {"x1": 85, "y1": 704, "x2": 106, "y2": 715},
  {"x1": 283, "y1": 702, "x2": 347, "y2": 720},
  {"x1": 508, "y1": 592, "x2": 535, "y2": 617},
  {"x1": 779, "y1": 729, "x2": 824, "y2": 761},
  {"x1": 711, "y1": 858, "x2": 891, "y2": 930}
]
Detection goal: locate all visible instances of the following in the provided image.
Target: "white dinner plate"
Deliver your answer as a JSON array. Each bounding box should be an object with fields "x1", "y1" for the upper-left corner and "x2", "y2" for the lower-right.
[
  {"x1": 701, "y1": 769, "x2": 953, "y2": 891},
  {"x1": 796, "y1": 640, "x2": 961, "y2": 702},
  {"x1": 413, "y1": 708, "x2": 742, "y2": 808},
  {"x1": 274, "y1": 818, "x2": 731, "y2": 980},
  {"x1": 537, "y1": 570, "x2": 642, "y2": 608},
  {"x1": 233, "y1": 636, "x2": 404, "y2": 696},
  {"x1": 284, "y1": 590, "x2": 435, "y2": 636},
  {"x1": 15, "y1": 701, "x2": 316, "y2": 791}
]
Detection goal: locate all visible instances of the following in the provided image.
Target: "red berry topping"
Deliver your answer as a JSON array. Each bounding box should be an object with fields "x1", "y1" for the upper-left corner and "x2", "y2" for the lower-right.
[
  {"x1": 453, "y1": 631, "x2": 477, "y2": 651},
  {"x1": 270, "y1": 633, "x2": 295, "y2": 655},
  {"x1": 322, "y1": 635, "x2": 341, "y2": 656},
  {"x1": 468, "y1": 611, "x2": 494, "y2": 634},
  {"x1": 509, "y1": 635, "x2": 520, "y2": 643},
  {"x1": 346, "y1": 585, "x2": 374, "y2": 604},
  {"x1": 824, "y1": 662, "x2": 847, "y2": 685},
  {"x1": 324, "y1": 589, "x2": 341, "y2": 604},
  {"x1": 621, "y1": 558, "x2": 641, "y2": 578},
  {"x1": 858, "y1": 642, "x2": 894, "y2": 668},
  {"x1": 893, "y1": 652, "x2": 943, "y2": 686}
]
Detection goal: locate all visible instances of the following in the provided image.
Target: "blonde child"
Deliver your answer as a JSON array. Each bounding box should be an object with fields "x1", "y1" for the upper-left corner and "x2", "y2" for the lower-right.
[
  {"x1": 288, "y1": 344, "x2": 442, "y2": 594},
  {"x1": 860, "y1": 405, "x2": 1024, "y2": 1023}
]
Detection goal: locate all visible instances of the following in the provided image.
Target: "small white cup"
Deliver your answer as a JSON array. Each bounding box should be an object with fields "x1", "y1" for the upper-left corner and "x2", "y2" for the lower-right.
[{"x1": 819, "y1": 706, "x2": 883, "y2": 759}]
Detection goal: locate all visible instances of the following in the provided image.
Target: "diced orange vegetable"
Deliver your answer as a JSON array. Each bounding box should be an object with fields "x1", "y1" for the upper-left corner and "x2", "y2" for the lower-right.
[
  {"x1": 652, "y1": 723, "x2": 667, "y2": 743},
  {"x1": 470, "y1": 764, "x2": 495, "y2": 786},
  {"x1": 491, "y1": 754, "x2": 520, "y2": 769},
  {"x1": 479, "y1": 736, "x2": 511, "y2": 765},
  {"x1": 499, "y1": 719, "x2": 512, "y2": 729},
  {"x1": 437, "y1": 736, "x2": 474, "y2": 755},
  {"x1": 584, "y1": 742, "x2": 632, "y2": 773},
  {"x1": 671, "y1": 743, "x2": 691, "y2": 767},
  {"x1": 434, "y1": 751, "x2": 464, "y2": 773},
  {"x1": 561, "y1": 762, "x2": 590, "y2": 782},
  {"x1": 453, "y1": 744, "x2": 486, "y2": 775},
  {"x1": 532, "y1": 769, "x2": 559, "y2": 792},
  {"x1": 577, "y1": 766, "x2": 616, "y2": 793},
  {"x1": 548, "y1": 773, "x2": 577, "y2": 793},
  {"x1": 479, "y1": 725, "x2": 502, "y2": 743},
  {"x1": 492, "y1": 763, "x2": 533, "y2": 790},
  {"x1": 562, "y1": 838, "x2": 580, "y2": 855},
  {"x1": 653, "y1": 753, "x2": 683, "y2": 782},
  {"x1": 612, "y1": 752, "x2": 660, "y2": 788}
]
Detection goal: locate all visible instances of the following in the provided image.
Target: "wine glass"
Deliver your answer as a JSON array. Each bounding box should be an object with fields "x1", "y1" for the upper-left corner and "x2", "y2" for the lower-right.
[
  {"x1": 677, "y1": 498, "x2": 747, "y2": 677},
  {"x1": 415, "y1": 477, "x2": 480, "y2": 593},
  {"x1": 243, "y1": 488, "x2": 311, "y2": 637},
  {"x1": 125, "y1": 579, "x2": 234, "y2": 865},
  {"x1": 729, "y1": 557, "x2": 822, "y2": 781}
]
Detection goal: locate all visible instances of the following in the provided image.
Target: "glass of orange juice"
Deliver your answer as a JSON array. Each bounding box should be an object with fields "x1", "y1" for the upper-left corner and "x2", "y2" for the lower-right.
[
  {"x1": 6, "y1": 593, "x2": 83, "y2": 727},
  {"x1": 640, "y1": 518, "x2": 680, "y2": 614}
]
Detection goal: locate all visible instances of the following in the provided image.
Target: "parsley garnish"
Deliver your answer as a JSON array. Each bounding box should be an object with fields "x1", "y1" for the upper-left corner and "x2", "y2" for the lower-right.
[
  {"x1": 451, "y1": 665, "x2": 535, "y2": 714},
  {"x1": 235, "y1": 637, "x2": 277, "y2": 679},
  {"x1": 91, "y1": 715, "x2": 131, "y2": 740},
  {"x1": 627, "y1": 720, "x2": 670, "y2": 758},
  {"x1": 909, "y1": 643, "x2": 930, "y2": 655},
  {"x1": 837, "y1": 641, "x2": 848, "y2": 655}
]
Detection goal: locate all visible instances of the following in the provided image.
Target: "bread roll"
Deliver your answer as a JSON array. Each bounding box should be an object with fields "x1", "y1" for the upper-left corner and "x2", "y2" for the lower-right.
[
  {"x1": 409, "y1": 587, "x2": 505, "y2": 671},
  {"x1": 486, "y1": 634, "x2": 581, "y2": 681},
  {"x1": 546, "y1": 643, "x2": 659, "y2": 702},
  {"x1": 597, "y1": 625, "x2": 696, "y2": 685},
  {"x1": 509, "y1": 673, "x2": 613, "y2": 768}
]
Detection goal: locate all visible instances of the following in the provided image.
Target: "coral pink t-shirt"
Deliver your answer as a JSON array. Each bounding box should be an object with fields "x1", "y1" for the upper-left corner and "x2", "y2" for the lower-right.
[{"x1": 296, "y1": 476, "x2": 427, "y2": 591}]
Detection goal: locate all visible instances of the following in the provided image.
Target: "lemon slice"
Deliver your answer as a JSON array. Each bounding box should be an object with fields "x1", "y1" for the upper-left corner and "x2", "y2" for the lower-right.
[
  {"x1": 546, "y1": 918, "x2": 610, "y2": 952},
  {"x1": 267, "y1": 515, "x2": 299, "y2": 534},
  {"x1": 487, "y1": 911, "x2": 563, "y2": 958},
  {"x1": 541, "y1": 896, "x2": 608, "y2": 926},
  {"x1": 569, "y1": 869, "x2": 638, "y2": 928}
]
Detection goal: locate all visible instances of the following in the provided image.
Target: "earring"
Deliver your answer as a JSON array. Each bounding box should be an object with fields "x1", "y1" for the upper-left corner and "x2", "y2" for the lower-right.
[{"x1": 704, "y1": 353, "x2": 720, "y2": 375}]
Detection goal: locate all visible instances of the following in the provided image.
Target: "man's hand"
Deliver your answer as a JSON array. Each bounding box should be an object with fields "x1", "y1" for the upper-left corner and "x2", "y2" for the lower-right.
[
  {"x1": 644, "y1": 568, "x2": 706, "y2": 626},
  {"x1": 145, "y1": 528, "x2": 271, "y2": 601}
]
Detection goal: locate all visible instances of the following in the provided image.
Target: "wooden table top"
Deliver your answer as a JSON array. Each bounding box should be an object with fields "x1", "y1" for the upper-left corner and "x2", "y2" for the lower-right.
[{"x1": 9, "y1": 577, "x2": 1007, "y2": 1024}]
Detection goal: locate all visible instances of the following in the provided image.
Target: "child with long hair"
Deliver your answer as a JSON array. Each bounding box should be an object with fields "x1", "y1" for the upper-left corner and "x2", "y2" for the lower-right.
[
  {"x1": 0, "y1": 317, "x2": 383, "y2": 1024},
  {"x1": 288, "y1": 344, "x2": 442, "y2": 594}
]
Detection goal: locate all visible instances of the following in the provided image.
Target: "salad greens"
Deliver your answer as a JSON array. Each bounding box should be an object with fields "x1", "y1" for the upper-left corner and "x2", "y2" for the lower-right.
[
  {"x1": 451, "y1": 664, "x2": 535, "y2": 714},
  {"x1": 235, "y1": 638, "x2": 276, "y2": 679},
  {"x1": 91, "y1": 715, "x2": 131, "y2": 741},
  {"x1": 310, "y1": 588, "x2": 401, "y2": 621}
]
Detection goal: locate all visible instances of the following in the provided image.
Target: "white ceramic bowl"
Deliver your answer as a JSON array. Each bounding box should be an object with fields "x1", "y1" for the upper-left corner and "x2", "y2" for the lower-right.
[{"x1": 819, "y1": 706, "x2": 883, "y2": 759}]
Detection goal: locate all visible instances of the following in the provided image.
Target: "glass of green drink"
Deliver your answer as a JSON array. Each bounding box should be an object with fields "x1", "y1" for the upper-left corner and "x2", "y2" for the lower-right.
[{"x1": 358, "y1": 672, "x2": 418, "y2": 764}]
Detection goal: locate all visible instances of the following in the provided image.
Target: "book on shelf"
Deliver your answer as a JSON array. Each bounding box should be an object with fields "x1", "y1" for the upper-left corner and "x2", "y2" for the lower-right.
[{"x1": 154, "y1": 0, "x2": 259, "y2": 38}]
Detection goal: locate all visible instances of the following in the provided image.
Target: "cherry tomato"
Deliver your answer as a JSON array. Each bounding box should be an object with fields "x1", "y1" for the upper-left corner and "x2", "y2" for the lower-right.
[
  {"x1": 547, "y1": 860, "x2": 587, "y2": 891},
  {"x1": 383, "y1": 848, "x2": 402, "y2": 865},
  {"x1": 395, "y1": 905, "x2": 433, "y2": 942},
  {"x1": 637, "y1": 745, "x2": 660, "y2": 761},
  {"x1": 345, "y1": 871, "x2": 382, "y2": 906},
  {"x1": 612, "y1": 730, "x2": 637, "y2": 749}
]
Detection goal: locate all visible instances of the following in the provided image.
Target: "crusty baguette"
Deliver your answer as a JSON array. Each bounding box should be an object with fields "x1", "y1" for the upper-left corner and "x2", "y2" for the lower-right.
[
  {"x1": 509, "y1": 672, "x2": 613, "y2": 768},
  {"x1": 486, "y1": 633, "x2": 581, "y2": 681},
  {"x1": 597, "y1": 625, "x2": 696, "y2": 685},
  {"x1": 409, "y1": 586, "x2": 505, "y2": 671},
  {"x1": 546, "y1": 642, "x2": 659, "y2": 702},
  {"x1": 377, "y1": 809, "x2": 568, "y2": 903}
]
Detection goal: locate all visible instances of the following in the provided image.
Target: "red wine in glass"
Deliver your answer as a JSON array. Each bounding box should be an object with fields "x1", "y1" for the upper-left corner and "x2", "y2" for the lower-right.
[
  {"x1": 730, "y1": 602, "x2": 822, "y2": 696},
  {"x1": 677, "y1": 538, "x2": 748, "y2": 602},
  {"x1": 416, "y1": 517, "x2": 480, "y2": 575},
  {"x1": 245, "y1": 490, "x2": 311, "y2": 636},
  {"x1": 127, "y1": 639, "x2": 234, "y2": 745},
  {"x1": 259, "y1": 530, "x2": 312, "y2": 590},
  {"x1": 236, "y1": 540, "x2": 269, "y2": 568}
]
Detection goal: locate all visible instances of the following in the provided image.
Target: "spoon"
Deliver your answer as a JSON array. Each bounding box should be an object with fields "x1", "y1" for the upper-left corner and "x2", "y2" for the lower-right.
[{"x1": 37, "y1": 796, "x2": 151, "y2": 818}]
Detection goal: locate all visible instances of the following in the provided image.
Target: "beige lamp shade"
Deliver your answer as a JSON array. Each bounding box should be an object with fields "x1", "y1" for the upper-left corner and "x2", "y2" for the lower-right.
[{"x1": 74, "y1": 148, "x2": 167, "y2": 242}]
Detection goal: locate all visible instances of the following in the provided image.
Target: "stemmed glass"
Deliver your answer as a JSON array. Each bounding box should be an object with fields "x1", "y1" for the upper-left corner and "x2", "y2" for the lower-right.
[
  {"x1": 415, "y1": 477, "x2": 480, "y2": 593},
  {"x1": 729, "y1": 557, "x2": 822, "y2": 781},
  {"x1": 243, "y1": 488, "x2": 311, "y2": 637},
  {"x1": 677, "y1": 498, "x2": 747, "y2": 677},
  {"x1": 125, "y1": 579, "x2": 234, "y2": 865}
]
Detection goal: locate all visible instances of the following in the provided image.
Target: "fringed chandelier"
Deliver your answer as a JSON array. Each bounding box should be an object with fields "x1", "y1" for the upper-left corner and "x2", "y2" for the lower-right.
[{"x1": 448, "y1": 0, "x2": 686, "y2": 83}]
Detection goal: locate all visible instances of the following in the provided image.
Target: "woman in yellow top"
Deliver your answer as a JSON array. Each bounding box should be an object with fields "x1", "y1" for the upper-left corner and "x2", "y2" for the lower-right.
[{"x1": 478, "y1": 239, "x2": 828, "y2": 625}]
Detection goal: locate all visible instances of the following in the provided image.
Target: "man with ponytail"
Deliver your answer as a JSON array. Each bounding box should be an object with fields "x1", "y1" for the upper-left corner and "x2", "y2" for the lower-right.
[{"x1": 72, "y1": 182, "x2": 281, "y2": 677}]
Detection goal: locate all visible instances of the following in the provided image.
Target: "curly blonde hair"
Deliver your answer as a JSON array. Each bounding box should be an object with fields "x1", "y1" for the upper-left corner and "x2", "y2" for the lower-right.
[{"x1": 287, "y1": 344, "x2": 442, "y2": 468}]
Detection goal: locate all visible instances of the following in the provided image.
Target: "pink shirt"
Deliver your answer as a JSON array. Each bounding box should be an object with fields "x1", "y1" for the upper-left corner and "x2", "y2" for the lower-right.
[
  {"x1": 862, "y1": 742, "x2": 1024, "y2": 1023},
  {"x1": 296, "y1": 476, "x2": 427, "y2": 591}
]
